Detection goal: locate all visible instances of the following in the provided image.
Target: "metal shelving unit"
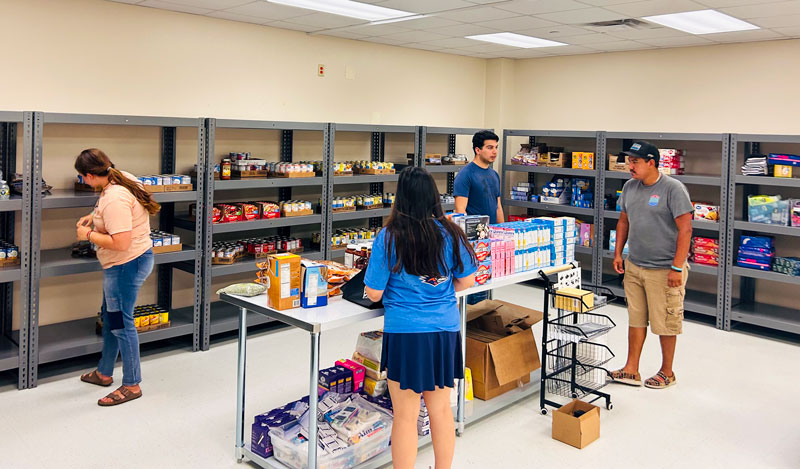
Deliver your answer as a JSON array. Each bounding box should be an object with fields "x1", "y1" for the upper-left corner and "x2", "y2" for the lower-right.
[
  {"x1": 419, "y1": 126, "x2": 484, "y2": 196},
  {"x1": 724, "y1": 134, "x2": 800, "y2": 334},
  {"x1": 0, "y1": 111, "x2": 33, "y2": 389},
  {"x1": 197, "y1": 119, "x2": 330, "y2": 349},
  {"x1": 25, "y1": 113, "x2": 205, "y2": 387}
]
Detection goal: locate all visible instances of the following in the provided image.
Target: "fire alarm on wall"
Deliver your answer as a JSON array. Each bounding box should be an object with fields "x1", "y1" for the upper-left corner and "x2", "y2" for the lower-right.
[{"x1": 318, "y1": 64, "x2": 325, "y2": 77}]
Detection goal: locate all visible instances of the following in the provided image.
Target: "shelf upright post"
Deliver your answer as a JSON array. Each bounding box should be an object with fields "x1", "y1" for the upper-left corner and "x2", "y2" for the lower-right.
[
  {"x1": 0, "y1": 121, "x2": 16, "y2": 342},
  {"x1": 527, "y1": 135, "x2": 536, "y2": 217},
  {"x1": 447, "y1": 133, "x2": 456, "y2": 194},
  {"x1": 593, "y1": 132, "x2": 607, "y2": 286},
  {"x1": 198, "y1": 118, "x2": 214, "y2": 351},
  {"x1": 415, "y1": 126, "x2": 425, "y2": 168},
  {"x1": 26, "y1": 111, "x2": 43, "y2": 388},
  {"x1": 369, "y1": 131, "x2": 385, "y2": 230},
  {"x1": 278, "y1": 130, "x2": 293, "y2": 237},
  {"x1": 157, "y1": 126, "x2": 177, "y2": 312},
  {"x1": 323, "y1": 124, "x2": 334, "y2": 260},
  {"x1": 716, "y1": 134, "x2": 733, "y2": 330}
]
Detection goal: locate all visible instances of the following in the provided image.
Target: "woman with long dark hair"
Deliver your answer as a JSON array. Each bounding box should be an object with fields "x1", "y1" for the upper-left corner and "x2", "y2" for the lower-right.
[
  {"x1": 364, "y1": 166, "x2": 477, "y2": 468},
  {"x1": 74, "y1": 148, "x2": 160, "y2": 406}
]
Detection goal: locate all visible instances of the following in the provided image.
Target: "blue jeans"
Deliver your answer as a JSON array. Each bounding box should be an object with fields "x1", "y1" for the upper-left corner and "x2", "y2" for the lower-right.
[{"x1": 97, "y1": 250, "x2": 154, "y2": 386}]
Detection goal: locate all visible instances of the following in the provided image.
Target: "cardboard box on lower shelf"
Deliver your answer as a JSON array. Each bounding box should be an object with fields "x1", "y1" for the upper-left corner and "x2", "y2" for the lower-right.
[
  {"x1": 552, "y1": 399, "x2": 600, "y2": 449},
  {"x1": 465, "y1": 300, "x2": 542, "y2": 400}
]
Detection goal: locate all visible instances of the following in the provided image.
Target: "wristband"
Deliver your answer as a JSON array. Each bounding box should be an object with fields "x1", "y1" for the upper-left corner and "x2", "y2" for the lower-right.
[
  {"x1": 87, "y1": 230, "x2": 94, "y2": 242},
  {"x1": 671, "y1": 265, "x2": 683, "y2": 272}
]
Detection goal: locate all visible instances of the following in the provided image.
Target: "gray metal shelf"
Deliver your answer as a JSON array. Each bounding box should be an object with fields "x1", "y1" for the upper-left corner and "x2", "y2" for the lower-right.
[
  {"x1": 211, "y1": 250, "x2": 322, "y2": 277},
  {"x1": 442, "y1": 203, "x2": 455, "y2": 211},
  {"x1": 332, "y1": 174, "x2": 399, "y2": 185},
  {"x1": 0, "y1": 266, "x2": 21, "y2": 283},
  {"x1": 504, "y1": 199, "x2": 594, "y2": 216},
  {"x1": 504, "y1": 129, "x2": 596, "y2": 138},
  {"x1": 506, "y1": 164, "x2": 596, "y2": 177},
  {"x1": 42, "y1": 189, "x2": 197, "y2": 208},
  {"x1": 332, "y1": 208, "x2": 392, "y2": 222},
  {"x1": 600, "y1": 250, "x2": 718, "y2": 275},
  {"x1": 730, "y1": 266, "x2": 800, "y2": 285},
  {"x1": 575, "y1": 245, "x2": 592, "y2": 255},
  {"x1": 210, "y1": 215, "x2": 322, "y2": 234},
  {"x1": 333, "y1": 124, "x2": 415, "y2": 133},
  {"x1": 40, "y1": 247, "x2": 196, "y2": 278},
  {"x1": 729, "y1": 302, "x2": 800, "y2": 335},
  {"x1": 215, "y1": 120, "x2": 326, "y2": 131},
  {"x1": 605, "y1": 172, "x2": 631, "y2": 180},
  {"x1": 735, "y1": 175, "x2": 800, "y2": 188},
  {"x1": 425, "y1": 126, "x2": 484, "y2": 136},
  {"x1": 0, "y1": 336, "x2": 19, "y2": 373},
  {"x1": 605, "y1": 171, "x2": 720, "y2": 185},
  {"x1": 214, "y1": 177, "x2": 324, "y2": 190},
  {"x1": 692, "y1": 220, "x2": 721, "y2": 231},
  {"x1": 0, "y1": 195, "x2": 23, "y2": 212},
  {"x1": 42, "y1": 113, "x2": 197, "y2": 127},
  {"x1": 734, "y1": 220, "x2": 800, "y2": 237},
  {"x1": 606, "y1": 131, "x2": 724, "y2": 142},
  {"x1": 33, "y1": 307, "x2": 195, "y2": 365},
  {"x1": 424, "y1": 165, "x2": 463, "y2": 173}
]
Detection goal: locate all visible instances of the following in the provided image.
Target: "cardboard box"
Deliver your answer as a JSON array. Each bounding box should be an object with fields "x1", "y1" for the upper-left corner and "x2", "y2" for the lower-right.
[
  {"x1": 552, "y1": 399, "x2": 600, "y2": 449},
  {"x1": 775, "y1": 165, "x2": 793, "y2": 178},
  {"x1": 608, "y1": 154, "x2": 629, "y2": 172},
  {"x1": 300, "y1": 260, "x2": 328, "y2": 308},
  {"x1": 465, "y1": 300, "x2": 542, "y2": 400},
  {"x1": 538, "y1": 152, "x2": 571, "y2": 168},
  {"x1": 264, "y1": 253, "x2": 301, "y2": 310},
  {"x1": 555, "y1": 287, "x2": 594, "y2": 312}
]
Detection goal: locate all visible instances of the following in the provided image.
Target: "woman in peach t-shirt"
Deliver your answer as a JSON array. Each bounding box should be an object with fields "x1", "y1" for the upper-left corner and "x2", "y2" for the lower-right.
[{"x1": 74, "y1": 149, "x2": 160, "y2": 406}]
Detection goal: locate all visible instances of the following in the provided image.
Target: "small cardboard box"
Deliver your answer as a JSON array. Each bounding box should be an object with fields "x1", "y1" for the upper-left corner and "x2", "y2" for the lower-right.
[
  {"x1": 608, "y1": 154, "x2": 630, "y2": 172},
  {"x1": 265, "y1": 253, "x2": 301, "y2": 311},
  {"x1": 465, "y1": 300, "x2": 542, "y2": 400},
  {"x1": 775, "y1": 165, "x2": 793, "y2": 178},
  {"x1": 552, "y1": 399, "x2": 600, "y2": 449},
  {"x1": 538, "y1": 152, "x2": 571, "y2": 168},
  {"x1": 555, "y1": 287, "x2": 594, "y2": 313},
  {"x1": 300, "y1": 260, "x2": 328, "y2": 308}
]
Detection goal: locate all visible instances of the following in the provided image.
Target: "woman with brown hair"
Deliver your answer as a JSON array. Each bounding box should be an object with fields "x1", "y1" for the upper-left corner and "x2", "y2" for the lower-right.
[{"x1": 74, "y1": 148, "x2": 160, "y2": 406}]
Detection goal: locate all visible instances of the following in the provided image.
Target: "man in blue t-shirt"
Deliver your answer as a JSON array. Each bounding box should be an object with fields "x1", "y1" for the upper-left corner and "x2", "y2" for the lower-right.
[{"x1": 453, "y1": 130, "x2": 504, "y2": 224}]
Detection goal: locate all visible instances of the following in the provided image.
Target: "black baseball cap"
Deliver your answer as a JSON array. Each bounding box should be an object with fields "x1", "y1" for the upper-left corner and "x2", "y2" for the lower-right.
[{"x1": 621, "y1": 141, "x2": 660, "y2": 162}]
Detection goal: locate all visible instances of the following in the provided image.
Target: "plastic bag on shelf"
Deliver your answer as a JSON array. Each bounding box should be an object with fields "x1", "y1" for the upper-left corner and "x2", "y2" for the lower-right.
[
  {"x1": 215, "y1": 283, "x2": 267, "y2": 297},
  {"x1": 748, "y1": 195, "x2": 790, "y2": 225}
]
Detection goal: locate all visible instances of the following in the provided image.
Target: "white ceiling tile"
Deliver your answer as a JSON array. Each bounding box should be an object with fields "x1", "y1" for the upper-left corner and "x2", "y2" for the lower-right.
[
  {"x1": 376, "y1": 0, "x2": 476, "y2": 14},
  {"x1": 474, "y1": 15, "x2": 559, "y2": 31},
  {"x1": 636, "y1": 35, "x2": 715, "y2": 46},
  {"x1": 427, "y1": 22, "x2": 502, "y2": 37},
  {"x1": 285, "y1": 12, "x2": 365, "y2": 28},
  {"x1": 603, "y1": 26, "x2": 693, "y2": 40},
  {"x1": 265, "y1": 20, "x2": 319, "y2": 32},
  {"x1": 605, "y1": 0, "x2": 708, "y2": 17},
  {"x1": 138, "y1": 0, "x2": 212, "y2": 15},
  {"x1": 458, "y1": 42, "x2": 521, "y2": 52},
  {"x1": 158, "y1": 0, "x2": 252, "y2": 9},
  {"x1": 696, "y1": 0, "x2": 786, "y2": 7},
  {"x1": 578, "y1": 0, "x2": 645, "y2": 5},
  {"x1": 548, "y1": 45, "x2": 602, "y2": 55},
  {"x1": 561, "y1": 32, "x2": 622, "y2": 44},
  {"x1": 536, "y1": 7, "x2": 627, "y2": 24},
  {"x1": 340, "y1": 24, "x2": 413, "y2": 36},
  {"x1": 403, "y1": 42, "x2": 448, "y2": 51},
  {"x1": 207, "y1": 10, "x2": 270, "y2": 24},
  {"x1": 380, "y1": 30, "x2": 451, "y2": 42},
  {"x1": 323, "y1": 30, "x2": 371, "y2": 40},
  {"x1": 496, "y1": 48, "x2": 558, "y2": 58},
  {"x1": 400, "y1": 16, "x2": 464, "y2": 30},
  {"x1": 438, "y1": 48, "x2": 485, "y2": 57},
  {"x1": 772, "y1": 25, "x2": 800, "y2": 36},
  {"x1": 364, "y1": 36, "x2": 413, "y2": 45},
  {"x1": 496, "y1": 0, "x2": 588, "y2": 15},
  {"x1": 417, "y1": 37, "x2": 485, "y2": 48},
  {"x1": 701, "y1": 28, "x2": 786, "y2": 42},
  {"x1": 750, "y1": 14, "x2": 800, "y2": 28},
  {"x1": 519, "y1": 24, "x2": 599, "y2": 38},
  {"x1": 222, "y1": 1, "x2": 315, "y2": 21},
  {"x1": 583, "y1": 40, "x2": 651, "y2": 50},
  {"x1": 109, "y1": 0, "x2": 145, "y2": 4},
  {"x1": 721, "y1": 1, "x2": 800, "y2": 19},
  {"x1": 438, "y1": 6, "x2": 519, "y2": 22}
]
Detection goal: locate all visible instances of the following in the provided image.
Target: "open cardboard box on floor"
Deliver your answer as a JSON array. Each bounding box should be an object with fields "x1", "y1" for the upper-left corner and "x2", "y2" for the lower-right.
[
  {"x1": 552, "y1": 399, "x2": 600, "y2": 449},
  {"x1": 465, "y1": 300, "x2": 542, "y2": 400}
]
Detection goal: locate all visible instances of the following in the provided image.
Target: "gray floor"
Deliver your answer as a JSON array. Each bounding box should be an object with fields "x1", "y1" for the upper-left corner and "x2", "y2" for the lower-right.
[{"x1": 1, "y1": 283, "x2": 798, "y2": 468}]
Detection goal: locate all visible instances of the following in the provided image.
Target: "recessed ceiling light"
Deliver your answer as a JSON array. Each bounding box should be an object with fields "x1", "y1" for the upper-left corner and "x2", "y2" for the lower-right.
[
  {"x1": 643, "y1": 9, "x2": 759, "y2": 35},
  {"x1": 267, "y1": 0, "x2": 412, "y2": 22},
  {"x1": 465, "y1": 33, "x2": 566, "y2": 48}
]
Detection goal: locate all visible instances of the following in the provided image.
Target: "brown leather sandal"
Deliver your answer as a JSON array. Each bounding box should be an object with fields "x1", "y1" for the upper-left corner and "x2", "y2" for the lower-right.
[
  {"x1": 81, "y1": 370, "x2": 112, "y2": 387},
  {"x1": 98, "y1": 386, "x2": 142, "y2": 407}
]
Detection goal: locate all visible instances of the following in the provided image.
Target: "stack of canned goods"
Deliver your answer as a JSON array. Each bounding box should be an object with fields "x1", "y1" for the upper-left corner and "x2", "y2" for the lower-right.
[
  {"x1": 136, "y1": 174, "x2": 192, "y2": 186},
  {"x1": 331, "y1": 162, "x2": 353, "y2": 174},
  {"x1": 356, "y1": 193, "x2": 383, "y2": 209},
  {"x1": 350, "y1": 161, "x2": 395, "y2": 171},
  {"x1": 212, "y1": 236, "x2": 304, "y2": 261},
  {"x1": 133, "y1": 304, "x2": 169, "y2": 329},
  {"x1": 315, "y1": 227, "x2": 380, "y2": 249},
  {"x1": 299, "y1": 161, "x2": 325, "y2": 173},
  {"x1": 211, "y1": 241, "x2": 247, "y2": 262},
  {"x1": 331, "y1": 196, "x2": 357, "y2": 211},
  {"x1": 150, "y1": 230, "x2": 181, "y2": 248},
  {"x1": 268, "y1": 162, "x2": 315, "y2": 175},
  {"x1": 441, "y1": 193, "x2": 456, "y2": 204},
  {"x1": 0, "y1": 241, "x2": 19, "y2": 263},
  {"x1": 280, "y1": 200, "x2": 313, "y2": 214}
]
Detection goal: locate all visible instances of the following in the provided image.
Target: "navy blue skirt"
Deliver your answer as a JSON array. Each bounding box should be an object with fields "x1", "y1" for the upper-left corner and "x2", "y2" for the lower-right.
[{"x1": 380, "y1": 331, "x2": 464, "y2": 394}]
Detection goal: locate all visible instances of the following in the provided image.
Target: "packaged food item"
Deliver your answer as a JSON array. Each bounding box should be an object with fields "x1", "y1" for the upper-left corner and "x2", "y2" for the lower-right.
[
  {"x1": 300, "y1": 260, "x2": 328, "y2": 309},
  {"x1": 693, "y1": 203, "x2": 719, "y2": 222},
  {"x1": 263, "y1": 253, "x2": 301, "y2": 310}
]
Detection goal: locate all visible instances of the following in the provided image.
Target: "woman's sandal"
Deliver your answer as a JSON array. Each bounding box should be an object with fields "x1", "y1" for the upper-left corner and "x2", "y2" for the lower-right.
[
  {"x1": 608, "y1": 369, "x2": 643, "y2": 386},
  {"x1": 80, "y1": 370, "x2": 112, "y2": 387},
  {"x1": 644, "y1": 371, "x2": 677, "y2": 389},
  {"x1": 98, "y1": 386, "x2": 142, "y2": 407}
]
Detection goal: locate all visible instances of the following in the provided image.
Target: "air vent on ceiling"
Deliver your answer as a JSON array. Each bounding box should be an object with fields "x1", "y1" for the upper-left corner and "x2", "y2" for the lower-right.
[{"x1": 583, "y1": 18, "x2": 659, "y2": 32}]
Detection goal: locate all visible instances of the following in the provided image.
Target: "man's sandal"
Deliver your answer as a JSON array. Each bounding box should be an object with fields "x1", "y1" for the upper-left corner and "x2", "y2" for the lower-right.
[
  {"x1": 81, "y1": 370, "x2": 112, "y2": 387},
  {"x1": 608, "y1": 369, "x2": 643, "y2": 386},
  {"x1": 644, "y1": 371, "x2": 677, "y2": 389},
  {"x1": 98, "y1": 386, "x2": 142, "y2": 407}
]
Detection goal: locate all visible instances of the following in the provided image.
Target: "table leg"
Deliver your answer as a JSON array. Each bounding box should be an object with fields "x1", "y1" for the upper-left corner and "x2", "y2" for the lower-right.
[
  {"x1": 456, "y1": 296, "x2": 467, "y2": 436},
  {"x1": 308, "y1": 331, "x2": 321, "y2": 468},
  {"x1": 235, "y1": 306, "x2": 248, "y2": 461}
]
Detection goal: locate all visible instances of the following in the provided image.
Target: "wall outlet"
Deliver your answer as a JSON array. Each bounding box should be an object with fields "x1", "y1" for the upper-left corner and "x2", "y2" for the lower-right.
[{"x1": 318, "y1": 64, "x2": 325, "y2": 77}]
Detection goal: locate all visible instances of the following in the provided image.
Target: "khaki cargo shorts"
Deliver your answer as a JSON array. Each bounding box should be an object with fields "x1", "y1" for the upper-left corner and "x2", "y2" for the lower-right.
[{"x1": 623, "y1": 259, "x2": 689, "y2": 336}]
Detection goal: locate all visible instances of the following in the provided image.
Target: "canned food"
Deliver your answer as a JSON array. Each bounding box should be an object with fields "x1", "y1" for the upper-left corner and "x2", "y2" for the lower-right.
[
  {"x1": 6, "y1": 246, "x2": 18, "y2": 259},
  {"x1": 149, "y1": 312, "x2": 160, "y2": 325},
  {"x1": 171, "y1": 175, "x2": 183, "y2": 185},
  {"x1": 160, "y1": 311, "x2": 169, "y2": 324},
  {"x1": 171, "y1": 235, "x2": 180, "y2": 245},
  {"x1": 152, "y1": 236, "x2": 163, "y2": 247},
  {"x1": 181, "y1": 175, "x2": 191, "y2": 185},
  {"x1": 140, "y1": 314, "x2": 150, "y2": 327}
]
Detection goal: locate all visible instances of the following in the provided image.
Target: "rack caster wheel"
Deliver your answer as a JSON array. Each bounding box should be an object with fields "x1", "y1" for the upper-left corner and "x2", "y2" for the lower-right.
[
  {"x1": 571, "y1": 393, "x2": 579, "y2": 399},
  {"x1": 540, "y1": 408, "x2": 548, "y2": 415},
  {"x1": 607, "y1": 403, "x2": 613, "y2": 410}
]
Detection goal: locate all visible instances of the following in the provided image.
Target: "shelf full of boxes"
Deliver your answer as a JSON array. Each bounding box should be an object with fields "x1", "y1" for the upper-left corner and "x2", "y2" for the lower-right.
[
  {"x1": 601, "y1": 133, "x2": 730, "y2": 328},
  {"x1": 418, "y1": 126, "x2": 485, "y2": 213},
  {"x1": 324, "y1": 124, "x2": 417, "y2": 265},
  {"x1": 0, "y1": 112, "x2": 33, "y2": 389},
  {"x1": 186, "y1": 119, "x2": 331, "y2": 349},
  {"x1": 724, "y1": 134, "x2": 800, "y2": 334},
  {"x1": 22, "y1": 112, "x2": 204, "y2": 387},
  {"x1": 500, "y1": 130, "x2": 602, "y2": 285}
]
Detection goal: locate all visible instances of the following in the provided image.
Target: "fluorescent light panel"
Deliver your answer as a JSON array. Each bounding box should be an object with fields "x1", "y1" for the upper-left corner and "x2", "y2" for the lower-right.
[
  {"x1": 466, "y1": 33, "x2": 566, "y2": 48},
  {"x1": 643, "y1": 9, "x2": 758, "y2": 35},
  {"x1": 267, "y1": 0, "x2": 412, "y2": 21},
  {"x1": 369, "y1": 14, "x2": 428, "y2": 26}
]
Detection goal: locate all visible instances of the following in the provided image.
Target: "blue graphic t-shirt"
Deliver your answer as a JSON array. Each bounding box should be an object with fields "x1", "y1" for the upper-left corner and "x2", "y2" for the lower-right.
[
  {"x1": 364, "y1": 223, "x2": 477, "y2": 333},
  {"x1": 453, "y1": 162, "x2": 501, "y2": 223}
]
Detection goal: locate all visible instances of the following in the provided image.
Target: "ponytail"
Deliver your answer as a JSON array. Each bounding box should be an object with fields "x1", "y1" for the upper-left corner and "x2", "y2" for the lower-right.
[
  {"x1": 74, "y1": 148, "x2": 161, "y2": 215},
  {"x1": 108, "y1": 167, "x2": 161, "y2": 215}
]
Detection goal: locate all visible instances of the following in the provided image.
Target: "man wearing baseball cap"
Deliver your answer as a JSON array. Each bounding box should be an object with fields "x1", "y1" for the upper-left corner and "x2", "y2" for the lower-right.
[{"x1": 609, "y1": 141, "x2": 693, "y2": 389}]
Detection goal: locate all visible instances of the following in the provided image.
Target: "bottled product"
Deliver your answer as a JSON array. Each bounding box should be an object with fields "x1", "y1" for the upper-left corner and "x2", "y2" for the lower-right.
[{"x1": 0, "y1": 172, "x2": 9, "y2": 200}]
